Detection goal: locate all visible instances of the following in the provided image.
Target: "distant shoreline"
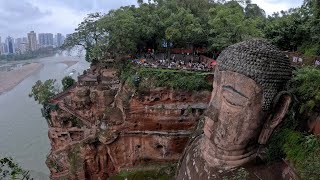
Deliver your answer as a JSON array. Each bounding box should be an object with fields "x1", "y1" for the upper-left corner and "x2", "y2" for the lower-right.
[
  {"x1": 0, "y1": 60, "x2": 78, "y2": 95},
  {"x1": 0, "y1": 54, "x2": 55, "y2": 63},
  {"x1": 60, "y1": 61, "x2": 78, "y2": 68},
  {"x1": 0, "y1": 63, "x2": 44, "y2": 95}
]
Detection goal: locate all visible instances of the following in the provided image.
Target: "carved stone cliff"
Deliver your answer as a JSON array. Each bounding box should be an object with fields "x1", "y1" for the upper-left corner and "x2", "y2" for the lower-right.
[{"x1": 45, "y1": 62, "x2": 212, "y2": 179}]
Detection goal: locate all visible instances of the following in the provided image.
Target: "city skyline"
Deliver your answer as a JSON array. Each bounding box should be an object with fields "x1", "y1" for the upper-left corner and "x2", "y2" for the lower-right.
[
  {"x1": 0, "y1": 0, "x2": 304, "y2": 38},
  {"x1": 0, "y1": 31, "x2": 66, "y2": 55},
  {"x1": 0, "y1": 31, "x2": 66, "y2": 40}
]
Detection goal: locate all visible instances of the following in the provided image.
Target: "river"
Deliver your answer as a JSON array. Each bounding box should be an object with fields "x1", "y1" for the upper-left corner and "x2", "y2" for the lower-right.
[{"x1": 0, "y1": 56, "x2": 90, "y2": 179}]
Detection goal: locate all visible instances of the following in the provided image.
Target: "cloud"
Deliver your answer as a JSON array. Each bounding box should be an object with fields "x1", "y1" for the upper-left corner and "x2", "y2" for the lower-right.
[
  {"x1": 0, "y1": 1, "x2": 50, "y2": 21},
  {"x1": 0, "y1": 0, "x2": 51, "y2": 38},
  {"x1": 30, "y1": 0, "x2": 137, "y2": 14},
  {"x1": 251, "y1": 0, "x2": 303, "y2": 15}
]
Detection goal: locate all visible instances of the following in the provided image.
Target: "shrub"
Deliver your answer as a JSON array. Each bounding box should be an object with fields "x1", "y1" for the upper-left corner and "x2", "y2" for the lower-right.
[
  {"x1": 133, "y1": 68, "x2": 212, "y2": 91},
  {"x1": 62, "y1": 76, "x2": 76, "y2": 90},
  {"x1": 68, "y1": 145, "x2": 82, "y2": 174},
  {"x1": 267, "y1": 67, "x2": 320, "y2": 179},
  {"x1": 283, "y1": 130, "x2": 320, "y2": 179},
  {"x1": 29, "y1": 79, "x2": 59, "y2": 105},
  {"x1": 0, "y1": 157, "x2": 32, "y2": 180},
  {"x1": 108, "y1": 163, "x2": 176, "y2": 180},
  {"x1": 289, "y1": 67, "x2": 320, "y2": 113}
]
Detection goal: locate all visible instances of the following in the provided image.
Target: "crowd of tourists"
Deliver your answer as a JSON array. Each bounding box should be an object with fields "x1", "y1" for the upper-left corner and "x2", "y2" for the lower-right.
[
  {"x1": 132, "y1": 58, "x2": 214, "y2": 71},
  {"x1": 130, "y1": 50, "x2": 216, "y2": 71}
]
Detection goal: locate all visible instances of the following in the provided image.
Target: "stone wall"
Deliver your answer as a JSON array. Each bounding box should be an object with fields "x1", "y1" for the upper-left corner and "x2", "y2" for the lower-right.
[{"x1": 46, "y1": 66, "x2": 211, "y2": 179}]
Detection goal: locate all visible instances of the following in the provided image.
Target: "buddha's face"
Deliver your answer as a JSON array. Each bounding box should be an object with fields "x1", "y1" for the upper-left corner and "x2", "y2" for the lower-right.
[{"x1": 204, "y1": 68, "x2": 267, "y2": 151}]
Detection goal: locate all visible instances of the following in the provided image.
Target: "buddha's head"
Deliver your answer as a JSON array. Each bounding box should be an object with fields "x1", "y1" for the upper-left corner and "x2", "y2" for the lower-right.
[{"x1": 203, "y1": 39, "x2": 292, "y2": 166}]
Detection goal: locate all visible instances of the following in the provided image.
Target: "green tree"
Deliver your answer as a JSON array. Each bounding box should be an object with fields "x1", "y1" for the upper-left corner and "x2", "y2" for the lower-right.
[
  {"x1": 62, "y1": 0, "x2": 319, "y2": 57},
  {"x1": 137, "y1": 0, "x2": 144, "y2": 5},
  {"x1": 263, "y1": 8, "x2": 307, "y2": 52},
  {"x1": 98, "y1": 6, "x2": 140, "y2": 56},
  {"x1": 29, "y1": 79, "x2": 59, "y2": 105},
  {"x1": 62, "y1": 76, "x2": 76, "y2": 90},
  {"x1": 62, "y1": 13, "x2": 103, "y2": 61},
  {"x1": 289, "y1": 67, "x2": 320, "y2": 113},
  {"x1": 135, "y1": 3, "x2": 165, "y2": 53},
  {"x1": 165, "y1": 7, "x2": 203, "y2": 46},
  {"x1": 0, "y1": 157, "x2": 32, "y2": 180},
  {"x1": 244, "y1": 3, "x2": 266, "y2": 18},
  {"x1": 208, "y1": 1, "x2": 262, "y2": 51},
  {"x1": 29, "y1": 79, "x2": 59, "y2": 120},
  {"x1": 299, "y1": 0, "x2": 320, "y2": 55}
]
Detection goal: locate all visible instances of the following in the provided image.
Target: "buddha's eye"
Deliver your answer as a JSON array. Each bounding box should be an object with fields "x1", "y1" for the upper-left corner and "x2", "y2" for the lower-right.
[{"x1": 222, "y1": 91, "x2": 246, "y2": 107}]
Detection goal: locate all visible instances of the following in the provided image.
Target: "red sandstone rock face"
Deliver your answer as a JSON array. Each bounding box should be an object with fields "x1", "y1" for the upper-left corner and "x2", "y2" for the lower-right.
[
  {"x1": 308, "y1": 112, "x2": 320, "y2": 135},
  {"x1": 46, "y1": 66, "x2": 211, "y2": 179}
]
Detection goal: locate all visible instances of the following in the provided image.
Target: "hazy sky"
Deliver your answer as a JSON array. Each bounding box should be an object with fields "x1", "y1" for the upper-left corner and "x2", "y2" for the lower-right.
[{"x1": 0, "y1": 0, "x2": 303, "y2": 39}]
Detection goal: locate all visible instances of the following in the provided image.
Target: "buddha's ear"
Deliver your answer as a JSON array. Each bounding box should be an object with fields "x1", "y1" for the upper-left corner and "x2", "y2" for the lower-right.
[
  {"x1": 270, "y1": 91, "x2": 292, "y2": 128},
  {"x1": 258, "y1": 91, "x2": 292, "y2": 144}
]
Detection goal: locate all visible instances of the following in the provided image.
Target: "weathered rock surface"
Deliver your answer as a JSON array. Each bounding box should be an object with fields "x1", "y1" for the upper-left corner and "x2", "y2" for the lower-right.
[
  {"x1": 46, "y1": 64, "x2": 211, "y2": 179},
  {"x1": 308, "y1": 112, "x2": 320, "y2": 135},
  {"x1": 176, "y1": 39, "x2": 295, "y2": 180}
]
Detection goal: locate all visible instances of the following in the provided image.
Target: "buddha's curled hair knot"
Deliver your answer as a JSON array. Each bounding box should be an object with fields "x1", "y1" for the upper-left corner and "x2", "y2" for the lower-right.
[{"x1": 217, "y1": 39, "x2": 293, "y2": 110}]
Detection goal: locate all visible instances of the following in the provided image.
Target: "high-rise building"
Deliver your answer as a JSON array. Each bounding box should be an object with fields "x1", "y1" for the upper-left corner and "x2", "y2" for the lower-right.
[
  {"x1": 3, "y1": 44, "x2": 8, "y2": 54},
  {"x1": 5, "y1": 36, "x2": 14, "y2": 54},
  {"x1": 14, "y1": 38, "x2": 28, "y2": 54},
  {"x1": 0, "y1": 36, "x2": 2, "y2": 54},
  {"x1": 53, "y1": 35, "x2": 57, "y2": 47},
  {"x1": 15, "y1": 38, "x2": 22, "y2": 52},
  {"x1": 19, "y1": 43, "x2": 28, "y2": 54},
  {"x1": 15, "y1": 38, "x2": 22, "y2": 46},
  {"x1": 22, "y1": 37, "x2": 28, "y2": 43},
  {"x1": 28, "y1": 31, "x2": 37, "y2": 51},
  {"x1": 56, "y1": 33, "x2": 65, "y2": 47},
  {"x1": 38, "y1": 33, "x2": 54, "y2": 47},
  {"x1": 0, "y1": 43, "x2": 4, "y2": 55}
]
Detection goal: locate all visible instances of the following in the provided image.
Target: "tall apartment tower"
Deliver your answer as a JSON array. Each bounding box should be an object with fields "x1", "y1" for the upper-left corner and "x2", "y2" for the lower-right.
[
  {"x1": 56, "y1": 33, "x2": 65, "y2": 47},
  {"x1": 5, "y1": 36, "x2": 14, "y2": 54},
  {"x1": 0, "y1": 36, "x2": 2, "y2": 54},
  {"x1": 27, "y1": 31, "x2": 37, "y2": 51},
  {"x1": 38, "y1": 33, "x2": 54, "y2": 47}
]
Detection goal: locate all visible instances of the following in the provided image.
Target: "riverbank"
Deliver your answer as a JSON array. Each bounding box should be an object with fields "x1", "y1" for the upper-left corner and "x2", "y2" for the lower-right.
[
  {"x1": 0, "y1": 63, "x2": 44, "y2": 95},
  {"x1": 60, "y1": 61, "x2": 78, "y2": 67},
  {"x1": 0, "y1": 60, "x2": 79, "y2": 95}
]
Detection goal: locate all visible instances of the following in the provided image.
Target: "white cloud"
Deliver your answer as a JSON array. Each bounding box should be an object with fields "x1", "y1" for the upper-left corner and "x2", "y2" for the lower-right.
[{"x1": 251, "y1": 0, "x2": 303, "y2": 15}]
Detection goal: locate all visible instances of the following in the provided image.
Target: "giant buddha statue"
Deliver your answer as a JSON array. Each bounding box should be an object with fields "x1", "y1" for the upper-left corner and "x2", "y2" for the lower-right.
[{"x1": 177, "y1": 39, "x2": 293, "y2": 179}]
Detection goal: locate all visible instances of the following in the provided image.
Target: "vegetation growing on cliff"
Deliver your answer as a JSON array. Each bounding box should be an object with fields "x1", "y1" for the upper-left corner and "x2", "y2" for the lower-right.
[
  {"x1": 0, "y1": 157, "x2": 32, "y2": 180},
  {"x1": 109, "y1": 163, "x2": 176, "y2": 180},
  {"x1": 289, "y1": 67, "x2": 320, "y2": 113},
  {"x1": 68, "y1": 145, "x2": 82, "y2": 174},
  {"x1": 267, "y1": 67, "x2": 320, "y2": 179},
  {"x1": 120, "y1": 64, "x2": 212, "y2": 91},
  {"x1": 62, "y1": 76, "x2": 76, "y2": 91},
  {"x1": 29, "y1": 79, "x2": 59, "y2": 105},
  {"x1": 29, "y1": 76, "x2": 76, "y2": 120},
  {"x1": 135, "y1": 68, "x2": 212, "y2": 91}
]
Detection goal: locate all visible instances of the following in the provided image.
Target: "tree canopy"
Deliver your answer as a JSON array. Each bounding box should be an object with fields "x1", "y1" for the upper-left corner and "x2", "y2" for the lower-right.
[
  {"x1": 29, "y1": 79, "x2": 59, "y2": 105},
  {"x1": 61, "y1": 0, "x2": 320, "y2": 62},
  {"x1": 0, "y1": 157, "x2": 32, "y2": 180},
  {"x1": 62, "y1": 76, "x2": 76, "y2": 91}
]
